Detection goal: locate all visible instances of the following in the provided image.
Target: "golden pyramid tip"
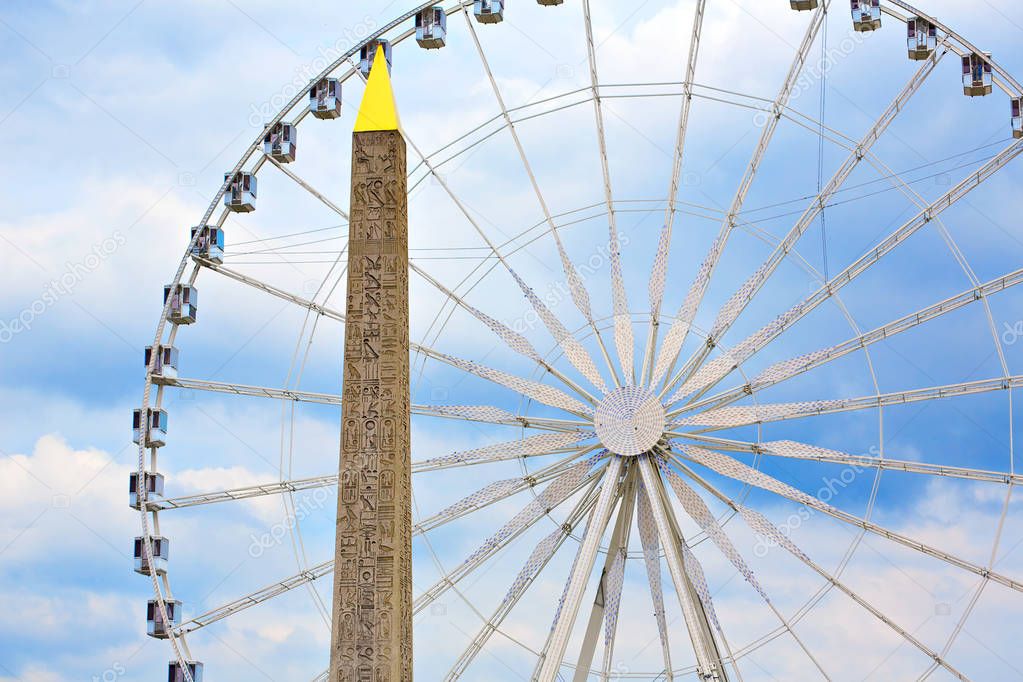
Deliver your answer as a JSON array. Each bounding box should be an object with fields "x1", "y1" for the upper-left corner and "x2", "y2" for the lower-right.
[{"x1": 354, "y1": 45, "x2": 400, "y2": 133}]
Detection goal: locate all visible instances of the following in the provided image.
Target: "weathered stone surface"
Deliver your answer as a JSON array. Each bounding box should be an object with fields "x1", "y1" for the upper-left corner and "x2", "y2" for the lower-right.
[{"x1": 330, "y1": 129, "x2": 412, "y2": 682}]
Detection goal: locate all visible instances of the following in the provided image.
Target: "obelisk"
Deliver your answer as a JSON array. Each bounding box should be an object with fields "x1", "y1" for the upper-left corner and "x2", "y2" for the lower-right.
[{"x1": 330, "y1": 46, "x2": 412, "y2": 682}]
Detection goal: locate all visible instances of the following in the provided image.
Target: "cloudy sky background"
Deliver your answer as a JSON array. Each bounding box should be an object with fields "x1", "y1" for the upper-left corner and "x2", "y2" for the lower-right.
[{"x1": 2, "y1": 0, "x2": 1023, "y2": 680}]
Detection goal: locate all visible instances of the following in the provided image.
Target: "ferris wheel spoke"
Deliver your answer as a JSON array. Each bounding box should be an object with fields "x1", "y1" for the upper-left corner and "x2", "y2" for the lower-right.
[
  {"x1": 664, "y1": 138, "x2": 1023, "y2": 406},
  {"x1": 265, "y1": 156, "x2": 349, "y2": 219},
  {"x1": 535, "y1": 455, "x2": 625, "y2": 682},
  {"x1": 147, "y1": 473, "x2": 340, "y2": 511},
  {"x1": 675, "y1": 446, "x2": 1023, "y2": 596},
  {"x1": 671, "y1": 48, "x2": 949, "y2": 400},
  {"x1": 442, "y1": 486, "x2": 599, "y2": 681},
  {"x1": 196, "y1": 259, "x2": 346, "y2": 322},
  {"x1": 582, "y1": 0, "x2": 634, "y2": 384},
  {"x1": 413, "y1": 431, "x2": 595, "y2": 473},
  {"x1": 415, "y1": 448, "x2": 599, "y2": 535},
  {"x1": 635, "y1": 480, "x2": 674, "y2": 679},
  {"x1": 424, "y1": 348, "x2": 594, "y2": 418},
  {"x1": 571, "y1": 467, "x2": 637, "y2": 682},
  {"x1": 409, "y1": 262, "x2": 599, "y2": 404},
  {"x1": 413, "y1": 453, "x2": 608, "y2": 616},
  {"x1": 402, "y1": 136, "x2": 611, "y2": 397},
  {"x1": 684, "y1": 266, "x2": 1023, "y2": 415},
  {"x1": 650, "y1": 3, "x2": 829, "y2": 390},
  {"x1": 641, "y1": 0, "x2": 708, "y2": 387},
  {"x1": 735, "y1": 439, "x2": 1023, "y2": 487},
  {"x1": 461, "y1": 8, "x2": 622, "y2": 385},
  {"x1": 673, "y1": 375, "x2": 1023, "y2": 430},
  {"x1": 674, "y1": 453, "x2": 969, "y2": 681},
  {"x1": 636, "y1": 455, "x2": 728, "y2": 679}
]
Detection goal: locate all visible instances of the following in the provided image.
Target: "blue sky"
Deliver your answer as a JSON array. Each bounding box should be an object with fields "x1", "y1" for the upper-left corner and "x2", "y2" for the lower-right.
[{"x1": 2, "y1": 0, "x2": 1023, "y2": 680}]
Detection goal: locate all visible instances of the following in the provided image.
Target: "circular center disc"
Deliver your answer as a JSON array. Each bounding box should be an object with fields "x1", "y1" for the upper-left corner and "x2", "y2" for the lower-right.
[{"x1": 594, "y1": 385, "x2": 666, "y2": 457}]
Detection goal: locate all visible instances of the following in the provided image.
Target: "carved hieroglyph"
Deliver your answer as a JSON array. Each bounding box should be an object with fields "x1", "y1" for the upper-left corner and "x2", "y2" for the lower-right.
[{"x1": 329, "y1": 124, "x2": 412, "y2": 682}]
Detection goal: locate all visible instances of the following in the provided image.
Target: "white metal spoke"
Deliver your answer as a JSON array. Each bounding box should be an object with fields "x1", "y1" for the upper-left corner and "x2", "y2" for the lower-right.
[
  {"x1": 636, "y1": 482, "x2": 674, "y2": 679},
  {"x1": 425, "y1": 349, "x2": 593, "y2": 417},
  {"x1": 413, "y1": 431, "x2": 594, "y2": 472},
  {"x1": 650, "y1": 1, "x2": 829, "y2": 388},
  {"x1": 755, "y1": 439, "x2": 1023, "y2": 486},
  {"x1": 152, "y1": 375, "x2": 590, "y2": 431},
  {"x1": 665, "y1": 139, "x2": 1023, "y2": 405},
  {"x1": 582, "y1": 0, "x2": 634, "y2": 384},
  {"x1": 675, "y1": 446, "x2": 1023, "y2": 595},
  {"x1": 537, "y1": 455, "x2": 625, "y2": 682},
  {"x1": 674, "y1": 376, "x2": 1023, "y2": 430},
  {"x1": 460, "y1": 7, "x2": 609, "y2": 359},
  {"x1": 149, "y1": 474, "x2": 339, "y2": 511},
  {"x1": 414, "y1": 454, "x2": 608, "y2": 616},
  {"x1": 197, "y1": 259, "x2": 345, "y2": 322},
  {"x1": 410, "y1": 262, "x2": 598, "y2": 404},
  {"x1": 689, "y1": 46, "x2": 948, "y2": 376},
  {"x1": 266, "y1": 156, "x2": 349, "y2": 219},
  {"x1": 443, "y1": 485, "x2": 599, "y2": 681},
  {"x1": 687, "y1": 266, "x2": 1023, "y2": 413},
  {"x1": 636, "y1": 455, "x2": 725, "y2": 679}
]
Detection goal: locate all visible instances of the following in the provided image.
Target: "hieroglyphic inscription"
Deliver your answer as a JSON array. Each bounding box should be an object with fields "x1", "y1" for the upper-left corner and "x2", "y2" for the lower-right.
[{"x1": 331, "y1": 129, "x2": 412, "y2": 682}]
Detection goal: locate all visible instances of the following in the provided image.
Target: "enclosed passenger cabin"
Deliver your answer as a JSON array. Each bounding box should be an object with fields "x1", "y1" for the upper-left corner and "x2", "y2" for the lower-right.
[
  {"x1": 145, "y1": 345, "x2": 179, "y2": 379},
  {"x1": 537, "y1": 0, "x2": 564, "y2": 5},
  {"x1": 474, "y1": 0, "x2": 504, "y2": 23},
  {"x1": 907, "y1": 17, "x2": 937, "y2": 60},
  {"x1": 1013, "y1": 98, "x2": 1022, "y2": 139},
  {"x1": 224, "y1": 171, "x2": 256, "y2": 212},
  {"x1": 129, "y1": 471, "x2": 165, "y2": 510},
  {"x1": 263, "y1": 122, "x2": 296, "y2": 163},
  {"x1": 147, "y1": 599, "x2": 182, "y2": 639},
  {"x1": 851, "y1": 0, "x2": 881, "y2": 31},
  {"x1": 134, "y1": 536, "x2": 169, "y2": 576},
  {"x1": 309, "y1": 78, "x2": 342, "y2": 119},
  {"x1": 190, "y1": 225, "x2": 224, "y2": 264},
  {"x1": 962, "y1": 53, "x2": 993, "y2": 97},
  {"x1": 164, "y1": 284, "x2": 197, "y2": 325},
  {"x1": 790, "y1": 0, "x2": 819, "y2": 10},
  {"x1": 360, "y1": 40, "x2": 392, "y2": 77},
  {"x1": 416, "y1": 7, "x2": 447, "y2": 49},
  {"x1": 169, "y1": 662, "x2": 204, "y2": 682},
  {"x1": 133, "y1": 408, "x2": 168, "y2": 448}
]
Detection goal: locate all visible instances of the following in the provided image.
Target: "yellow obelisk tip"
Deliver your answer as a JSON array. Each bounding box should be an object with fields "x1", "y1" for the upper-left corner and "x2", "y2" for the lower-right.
[{"x1": 354, "y1": 46, "x2": 400, "y2": 133}]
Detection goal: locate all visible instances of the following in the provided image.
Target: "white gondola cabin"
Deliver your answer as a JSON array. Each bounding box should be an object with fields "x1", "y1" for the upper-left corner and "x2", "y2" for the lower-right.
[
  {"x1": 360, "y1": 40, "x2": 392, "y2": 77},
  {"x1": 190, "y1": 225, "x2": 224, "y2": 264},
  {"x1": 790, "y1": 0, "x2": 819, "y2": 10},
  {"x1": 474, "y1": 0, "x2": 504, "y2": 23},
  {"x1": 263, "y1": 122, "x2": 296, "y2": 163},
  {"x1": 129, "y1": 471, "x2": 165, "y2": 510},
  {"x1": 907, "y1": 17, "x2": 937, "y2": 60},
  {"x1": 851, "y1": 0, "x2": 881, "y2": 31},
  {"x1": 416, "y1": 7, "x2": 447, "y2": 49},
  {"x1": 133, "y1": 408, "x2": 168, "y2": 448},
  {"x1": 1013, "y1": 99, "x2": 1022, "y2": 139},
  {"x1": 147, "y1": 599, "x2": 182, "y2": 639},
  {"x1": 962, "y1": 53, "x2": 993, "y2": 97},
  {"x1": 224, "y1": 171, "x2": 256, "y2": 212},
  {"x1": 169, "y1": 662, "x2": 204, "y2": 682},
  {"x1": 134, "y1": 536, "x2": 169, "y2": 576},
  {"x1": 145, "y1": 345, "x2": 179, "y2": 379},
  {"x1": 164, "y1": 284, "x2": 197, "y2": 325},
  {"x1": 309, "y1": 78, "x2": 342, "y2": 119}
]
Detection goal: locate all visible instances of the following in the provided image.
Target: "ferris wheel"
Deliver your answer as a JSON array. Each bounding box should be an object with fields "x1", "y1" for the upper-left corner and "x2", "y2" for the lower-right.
[{"x1": 135, "y1": 0, "x2": 1023, "y2": 680}]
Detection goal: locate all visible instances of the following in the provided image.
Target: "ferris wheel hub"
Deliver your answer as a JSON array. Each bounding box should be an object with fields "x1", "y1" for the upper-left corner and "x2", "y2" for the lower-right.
[{"x1": 593, "y1": 385, "x2": 666, "y2": 457}]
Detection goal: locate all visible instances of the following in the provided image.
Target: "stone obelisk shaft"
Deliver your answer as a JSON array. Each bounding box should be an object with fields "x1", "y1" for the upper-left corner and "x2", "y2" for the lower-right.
[{"x1": 330, "y1": 48, "x2": 412, "y2": 682}]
